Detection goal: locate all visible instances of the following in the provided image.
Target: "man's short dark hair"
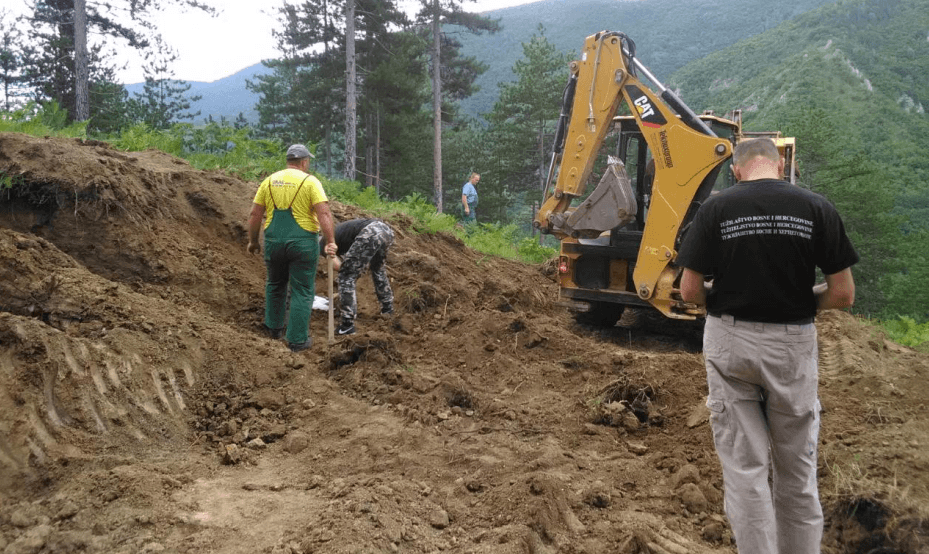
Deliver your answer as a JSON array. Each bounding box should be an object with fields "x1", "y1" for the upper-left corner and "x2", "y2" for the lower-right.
[{"x1": 733, "y1": 138, "x2": 779, "y2": 167}]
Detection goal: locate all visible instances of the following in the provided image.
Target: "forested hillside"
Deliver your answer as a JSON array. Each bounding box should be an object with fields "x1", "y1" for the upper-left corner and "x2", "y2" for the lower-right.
[
  {"x1": 667, "y1": 0, "x2": 929, "y2": 319},
  {"x1": 456, "y1": 0, "x2": 837, "y2": 118},
  {"x1": 669, "y1": 0, "x2": 928, "y2": 185}
]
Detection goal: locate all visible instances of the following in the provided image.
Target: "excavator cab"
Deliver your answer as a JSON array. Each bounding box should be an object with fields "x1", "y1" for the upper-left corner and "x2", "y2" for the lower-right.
[
  {"x1": 558, "y1": 113, "x2": 744, "y2": 325},
  {"x1": 615, "y1": 112, "x2": 744, "y2": 227}
]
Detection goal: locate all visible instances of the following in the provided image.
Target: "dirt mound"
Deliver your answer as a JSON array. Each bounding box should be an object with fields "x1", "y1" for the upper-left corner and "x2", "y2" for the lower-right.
[{"x1": 0, "y1": 132, "x2": 926, "y2": 553}]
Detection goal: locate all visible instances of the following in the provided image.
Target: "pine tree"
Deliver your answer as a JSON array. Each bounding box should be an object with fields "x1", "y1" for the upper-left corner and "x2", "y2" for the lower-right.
[
  {"x1": 363, "y1": 31, "x2": 433, "y2": 198},
  {"x1": 133, "y1": 36, "x2": 201, "y2": 129},
  {"x1": 487, "y1": 26, "x2": 570, "y2": 195},
  {"x1": 252, "y1": 0, "x2": 415, "y2": 182},
  {"x1": 87, "y1": 71, "x2": 135, "y2": 134},
  {"x1": 345, "y1": 0, "x2": 357, "y2": 181},
  {"x1": 0, "y1": 8, "x2": 29, "y2": 111},
  {"x1": 251, "y1": 0, "x2": 493, "y2": 197},
  {"x1": 21, "y1": 0, "x2": 215, "y2": 124},
  {"x1": 250, "y1": 0, "x2": 347, "y2": 174},
  {"x1": 353, "y1": 1, "x2": 422, "y2": 192},
  {"x1": 412, "y1": 0, "x2": 500, "y2": 211}
]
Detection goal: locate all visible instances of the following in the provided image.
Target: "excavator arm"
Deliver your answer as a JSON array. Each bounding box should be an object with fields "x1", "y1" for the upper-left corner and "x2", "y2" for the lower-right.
[{"x1": 535, "y1": 31, "x2": 733, "y2": 317}]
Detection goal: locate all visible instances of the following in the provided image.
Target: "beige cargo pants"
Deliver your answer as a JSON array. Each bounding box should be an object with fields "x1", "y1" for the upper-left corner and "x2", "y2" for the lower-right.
[{"x1": 703, "y1": 314, "x2": 823, "y2": 554}]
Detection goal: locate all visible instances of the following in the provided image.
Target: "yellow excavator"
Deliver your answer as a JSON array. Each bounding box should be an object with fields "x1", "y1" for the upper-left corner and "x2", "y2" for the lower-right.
[{"x1": 535, "y1": 31, "x2": 796, "y2": 326}]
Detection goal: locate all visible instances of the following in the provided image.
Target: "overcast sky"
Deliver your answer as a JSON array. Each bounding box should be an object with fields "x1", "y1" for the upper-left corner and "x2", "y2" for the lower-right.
[{"x1": 131, "y1": 0, "x2": 539, "y2": 84}]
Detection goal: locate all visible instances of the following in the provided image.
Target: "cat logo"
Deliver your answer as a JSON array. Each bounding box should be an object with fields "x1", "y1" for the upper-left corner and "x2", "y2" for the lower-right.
[
  {"x1": 634, "y1": 95, "x2": 655, "y2": 119},
  {"x1": 625, "y1": 85, "x2": 667, "y2": 128}
]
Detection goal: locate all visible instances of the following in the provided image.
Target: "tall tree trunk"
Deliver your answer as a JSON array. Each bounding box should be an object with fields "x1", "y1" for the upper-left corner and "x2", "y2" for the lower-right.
[
  {"x1": 538, "y1": 119, "x2": 545, "y2": 190},
  {"x1": 325, "y1": 124, "x2": 332, "y2": 177},
  {"x1": 73, "y1": 0, "x2": 89, "y2": 121},
  {"x1": 375, "y1": 107, "x2": 382, "y2": 195},
  {"x1": 365, "y1": 111, "x2": 374, "y2": 188},
  {"x1": 324, "y1": 0, "x2": 334, "y2": 180},
  {"x1": 344, "y1": 0, "x2": 357, "y2": 181},
  {"x1": 431, "y1": 0, "x2": 443, "y2": 212}
]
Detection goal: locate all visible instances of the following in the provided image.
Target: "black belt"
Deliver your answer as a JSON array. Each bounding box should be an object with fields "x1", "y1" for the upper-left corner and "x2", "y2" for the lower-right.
[{"x1": 709, "y1": 313, "x2": 814, "y2": 326}]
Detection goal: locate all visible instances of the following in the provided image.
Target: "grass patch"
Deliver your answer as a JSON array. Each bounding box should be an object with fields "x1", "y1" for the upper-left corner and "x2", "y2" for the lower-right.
[
  {"x1": 878, "y1": 316, "x2": 929, "y2": 351},
  {"x1": 0, "y1": 101, "x2": 87, "y2": 138}
]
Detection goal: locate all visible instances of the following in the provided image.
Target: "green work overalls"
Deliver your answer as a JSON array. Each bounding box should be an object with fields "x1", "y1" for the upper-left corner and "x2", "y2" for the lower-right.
[{"x1": 263, "y1": 177, "x2": 319, "y2": 346}]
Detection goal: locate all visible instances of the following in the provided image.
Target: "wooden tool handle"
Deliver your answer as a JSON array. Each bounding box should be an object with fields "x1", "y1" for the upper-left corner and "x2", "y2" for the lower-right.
[{"x1": 327, "y1": 255, "x2": 334, "y2": 345}]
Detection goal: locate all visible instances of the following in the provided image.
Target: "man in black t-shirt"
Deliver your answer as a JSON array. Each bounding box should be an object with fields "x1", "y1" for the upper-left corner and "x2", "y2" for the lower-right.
[
  {"x1": 677, "y1": 138, "x2": 857, "y2": 554},
  {"x1": 322, "y1": 218, "x2": 395, "y2": 335}
]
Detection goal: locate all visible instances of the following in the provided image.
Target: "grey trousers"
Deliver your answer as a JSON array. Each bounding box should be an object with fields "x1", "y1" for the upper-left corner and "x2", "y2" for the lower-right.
[{"x1": 704, "y1": 314, "x2": 823, "y2": 554}]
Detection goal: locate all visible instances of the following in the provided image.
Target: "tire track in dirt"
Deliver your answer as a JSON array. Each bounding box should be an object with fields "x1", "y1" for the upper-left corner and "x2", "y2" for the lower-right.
[{"x1": 0, "y1": 314, "x2": 199, "y2": 475}]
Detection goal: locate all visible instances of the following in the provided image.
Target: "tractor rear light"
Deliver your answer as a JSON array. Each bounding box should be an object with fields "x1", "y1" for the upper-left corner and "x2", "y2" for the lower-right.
[{"x1": 559, "y1": 256, "x2": 569, "y2": 274}]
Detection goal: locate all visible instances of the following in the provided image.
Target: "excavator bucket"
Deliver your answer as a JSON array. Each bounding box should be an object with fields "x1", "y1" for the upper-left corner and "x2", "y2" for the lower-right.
[{"x1": 560, "y1": 157, "x2": 637, "y2": 238}]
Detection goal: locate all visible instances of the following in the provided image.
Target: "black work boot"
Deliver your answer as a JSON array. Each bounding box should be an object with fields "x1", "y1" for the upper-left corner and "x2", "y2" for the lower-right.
[{"x1": 336, "y1": 320, "x2": 356, "y2": 336}]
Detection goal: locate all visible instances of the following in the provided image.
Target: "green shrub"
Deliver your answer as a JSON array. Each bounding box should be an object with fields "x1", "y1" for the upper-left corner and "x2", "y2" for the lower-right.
[
  {"x1": 0, "y1": 101, "x2": 87, "y2": 137},
  {"x1": 111, "y1": 123, "x2": 184, "y2": 155},
  {"x1": 517, "y1": 236, "x2": 557, "y2": 264},
  {"x1": 461, "y1": 222, "x2": 554, "y2": 263},
  {"x1": 880, "y1": 316, "x2": 929, "y2": 350},
  {"x1": 395, "y1": 193, "x2": 458, "y2": 234}
]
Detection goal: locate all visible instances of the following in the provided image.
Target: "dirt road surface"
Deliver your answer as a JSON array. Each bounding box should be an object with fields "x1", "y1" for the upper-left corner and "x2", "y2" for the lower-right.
[{"x1": 0, "y1": 133, "x2": 926, "y2": 553}]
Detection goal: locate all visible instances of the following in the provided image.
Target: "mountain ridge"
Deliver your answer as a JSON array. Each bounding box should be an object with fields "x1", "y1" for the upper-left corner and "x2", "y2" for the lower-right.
[{"x1": 124, "y1": 63, "x2": 271, "y2": 124}]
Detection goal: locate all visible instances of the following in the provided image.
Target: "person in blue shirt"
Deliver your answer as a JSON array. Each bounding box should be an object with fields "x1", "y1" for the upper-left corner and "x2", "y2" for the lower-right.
[{"x1": 461, "y1": 172, "x2": 480, "y2": 224}]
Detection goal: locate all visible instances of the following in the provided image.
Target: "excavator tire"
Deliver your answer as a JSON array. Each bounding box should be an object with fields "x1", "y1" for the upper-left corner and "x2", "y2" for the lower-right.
[{"x1": 574, "y1": 302, "x2": 624, "y2": 327}]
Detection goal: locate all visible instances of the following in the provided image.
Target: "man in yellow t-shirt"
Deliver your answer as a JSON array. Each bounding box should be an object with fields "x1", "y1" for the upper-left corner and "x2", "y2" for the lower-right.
[{"x1": 247, "y1": 144, "x2": 337, "y2": 352}]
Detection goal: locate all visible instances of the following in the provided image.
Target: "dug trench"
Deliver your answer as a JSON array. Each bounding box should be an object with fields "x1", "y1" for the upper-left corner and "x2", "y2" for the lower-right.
[{"x1": 0, "y1": 133, "x2": 927, "y2": 553}]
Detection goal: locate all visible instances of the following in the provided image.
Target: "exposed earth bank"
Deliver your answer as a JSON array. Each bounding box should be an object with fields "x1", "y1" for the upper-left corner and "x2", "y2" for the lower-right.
[{"x1": 0, "y1": 133, "x2": 927, "y2": 553}]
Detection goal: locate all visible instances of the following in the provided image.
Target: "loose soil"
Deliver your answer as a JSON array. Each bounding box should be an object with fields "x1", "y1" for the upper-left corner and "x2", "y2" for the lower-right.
[{"x1": 0, "y1": 133, "x2": 926, "y2": 554}]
